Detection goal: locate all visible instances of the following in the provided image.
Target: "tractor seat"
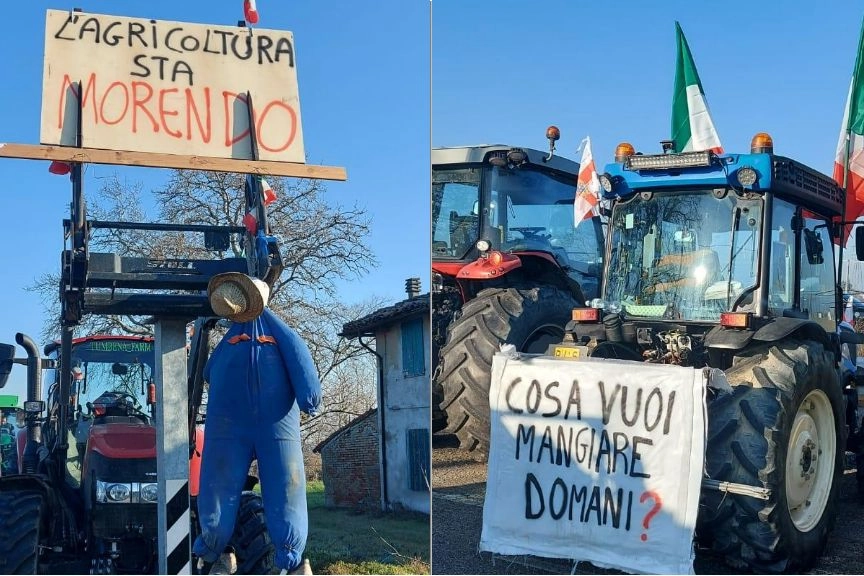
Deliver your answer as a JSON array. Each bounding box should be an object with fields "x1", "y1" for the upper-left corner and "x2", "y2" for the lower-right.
[{"x1": 647, "y1": 248, "x2": 720, "y2": 294}]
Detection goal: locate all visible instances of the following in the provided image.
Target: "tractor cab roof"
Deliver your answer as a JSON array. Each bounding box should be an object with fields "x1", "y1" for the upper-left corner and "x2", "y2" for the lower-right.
[
  {"x1": 601, "y1": 150, "x2": 844, "y2": 218},
  {"x1": 432, "y1": 144, "x2": 580, "y2": 175}
]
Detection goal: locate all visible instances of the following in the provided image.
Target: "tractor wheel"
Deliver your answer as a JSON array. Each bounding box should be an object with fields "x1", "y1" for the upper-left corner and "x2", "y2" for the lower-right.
[
  {"x1": 0, "y1": 490, "x2": 42, "y2": 574},
  {"x1": 229, "y1": 491, "x2": 276, "y2": 575},
  {"x1": 438, "y1": 285, "x2": 579, "y2": 456},
  {"x1": 699, "y1": 339, "x2": 843, "y2": 573}
]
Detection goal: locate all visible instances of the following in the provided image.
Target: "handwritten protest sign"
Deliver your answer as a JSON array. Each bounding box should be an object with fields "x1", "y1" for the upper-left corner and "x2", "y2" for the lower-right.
[
  {"x1": 480, "y1": 355, "x2": 706, "y2": 575},
  {"x1": 40, "y1": 10, "x2": 304, "y2": 163}
]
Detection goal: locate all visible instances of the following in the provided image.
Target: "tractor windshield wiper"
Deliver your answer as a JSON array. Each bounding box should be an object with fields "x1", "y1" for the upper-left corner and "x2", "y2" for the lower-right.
[{"x1": 726, "y1": 206, "x2": 741, "y2": 307}]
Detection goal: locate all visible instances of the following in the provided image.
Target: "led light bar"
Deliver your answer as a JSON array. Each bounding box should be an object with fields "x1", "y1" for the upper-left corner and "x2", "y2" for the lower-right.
[{"x1": 625, "y1": 151, "x2": 712, "y2": 171}]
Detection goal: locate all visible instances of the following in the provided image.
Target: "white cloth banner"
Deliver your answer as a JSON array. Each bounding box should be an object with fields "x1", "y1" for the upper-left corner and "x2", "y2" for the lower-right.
[{"x1": 480, "y1": 354, "x2": 706, "y2": 575}]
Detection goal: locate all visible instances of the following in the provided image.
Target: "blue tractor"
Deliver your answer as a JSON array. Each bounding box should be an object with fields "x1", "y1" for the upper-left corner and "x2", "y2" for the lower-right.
[{"x1": 547, "y1": 133, "x2": 863, "y2": 572}]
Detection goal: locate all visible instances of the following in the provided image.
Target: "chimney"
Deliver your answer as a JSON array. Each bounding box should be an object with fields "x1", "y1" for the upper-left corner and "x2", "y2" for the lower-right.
[{"x1": 405, "y1": 277, "x2": 421, "y2": 299}]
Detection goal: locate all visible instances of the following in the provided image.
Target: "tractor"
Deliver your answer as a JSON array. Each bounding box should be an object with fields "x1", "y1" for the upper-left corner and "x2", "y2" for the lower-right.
[
  {"x1": 526, "y1": 132, "x2": 864, "y2": 572},
  {"x1": 431, "y1": 130, "x2": 605, "y2": 454},
  {"x1": 0, "y1": 394, "x2": 21, "y2": 476},
  {"x1": 0, "y1": 329, "x2": 272, "y2": 574},
  {"x1": 0, "y1": 80, "x2": 283, "y2": 571}
]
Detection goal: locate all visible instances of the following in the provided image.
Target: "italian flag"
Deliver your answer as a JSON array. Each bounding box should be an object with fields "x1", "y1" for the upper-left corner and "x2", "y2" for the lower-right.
[
  {"x1": 671, "y1": 22, "x2": 723, "y2": 154},
  {"x1": 833, "y1": 18, "x2": 864, "y2": 245},
  {"x1": 574, "y1": 136, "x2": 600, "y2": 225}
]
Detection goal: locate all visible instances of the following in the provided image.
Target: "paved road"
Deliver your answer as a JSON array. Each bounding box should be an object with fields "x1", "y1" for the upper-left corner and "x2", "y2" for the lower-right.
[{"x1": 431, "y1": 434, "x2": 864, "y2": 575}]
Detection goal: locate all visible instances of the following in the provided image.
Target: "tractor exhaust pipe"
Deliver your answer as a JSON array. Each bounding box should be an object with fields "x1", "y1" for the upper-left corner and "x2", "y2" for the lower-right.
[{"x1": 15, "y1": 333, "x2": 42, "y2": 474}]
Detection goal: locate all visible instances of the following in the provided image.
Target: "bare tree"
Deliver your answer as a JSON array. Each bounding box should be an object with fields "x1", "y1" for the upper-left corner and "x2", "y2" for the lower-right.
[{"x1": 31, "y1": 170, "x2": 383, "y2": 442}]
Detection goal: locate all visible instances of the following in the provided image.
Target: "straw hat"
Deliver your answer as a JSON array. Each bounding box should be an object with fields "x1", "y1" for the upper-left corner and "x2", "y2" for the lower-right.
[{"x1": 207, "y1": 272, "x2": 270, "y2": 323}]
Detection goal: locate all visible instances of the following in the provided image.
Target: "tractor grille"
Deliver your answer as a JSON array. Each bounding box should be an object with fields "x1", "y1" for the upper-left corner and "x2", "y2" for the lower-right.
[
  {"x1": 89, "y1": 453, "x2": 156, "y2": 483},
  {"x1": 92, "y1": 503, "x2": 157, "y2": 539}
]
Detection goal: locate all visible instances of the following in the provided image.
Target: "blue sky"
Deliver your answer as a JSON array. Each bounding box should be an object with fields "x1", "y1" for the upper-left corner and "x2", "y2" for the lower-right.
[
  {"x1": 0, "y1": 0, "x2": 430, "y2": 400},
  {"x1": 433, "y1": 0, "x2": 859, "y2": 173}
]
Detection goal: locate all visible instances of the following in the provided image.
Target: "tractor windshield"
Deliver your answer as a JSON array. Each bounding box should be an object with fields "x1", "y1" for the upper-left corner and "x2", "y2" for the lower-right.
[
  {"x1": 605, "y1": 189, "x2": 762, "y2": 321},
  {"x1": 69, "y1": 339, "x2": 155, "y2": 410}
]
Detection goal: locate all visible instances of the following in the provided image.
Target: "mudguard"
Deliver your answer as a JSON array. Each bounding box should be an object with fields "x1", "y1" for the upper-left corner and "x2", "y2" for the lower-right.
[{"x1": 704, "y1": 317, "x2": 832, "y2": 351}]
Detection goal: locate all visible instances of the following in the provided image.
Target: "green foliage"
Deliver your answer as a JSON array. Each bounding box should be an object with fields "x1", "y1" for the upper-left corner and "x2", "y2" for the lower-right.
[{"x1": 305, "y1": 482, "x2": 429, "y2": 575}]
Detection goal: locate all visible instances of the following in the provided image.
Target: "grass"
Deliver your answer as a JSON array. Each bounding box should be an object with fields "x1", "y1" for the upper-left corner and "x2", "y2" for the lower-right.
[{"x1": 305, "y1": 480, "x2": 430, "y2": 575}]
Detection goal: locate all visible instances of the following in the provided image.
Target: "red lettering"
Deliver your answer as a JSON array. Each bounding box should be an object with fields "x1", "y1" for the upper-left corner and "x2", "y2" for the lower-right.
[
  {"x1": 159, "y1": 88, "x2": 182, "y2": 139},
  {"x1": 185, "y1": 87, "x2": 212, "y2": 143},
  {"x1": 52, "y1": 78, "x2": 268, "y2": 150},
  {"x1": 222, "y1": 91, "x2": 249, "y2": 147},
  {"x1": 57, "y1": 73, "x2": 98, "y2": 129},
  {"x1": 98, "y1": 81, "x2": 129, "y2": 126},
  {"x1": 131, "y1": 81, "x2": 159, "y2": 134},
  {"x1": 256, "y1": 100, "x2": 297, "y2": 153}
]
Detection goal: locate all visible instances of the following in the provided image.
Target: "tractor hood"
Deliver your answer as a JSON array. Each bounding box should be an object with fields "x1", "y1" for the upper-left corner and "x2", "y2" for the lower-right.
[{"x1": 88, "y1": 423, "x2": 156, "y2": 459}]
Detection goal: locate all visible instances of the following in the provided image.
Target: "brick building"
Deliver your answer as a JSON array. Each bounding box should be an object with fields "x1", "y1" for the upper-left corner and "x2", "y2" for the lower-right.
[{"x1": 313, "y1": 409, "x2": 380, "y2": 508}]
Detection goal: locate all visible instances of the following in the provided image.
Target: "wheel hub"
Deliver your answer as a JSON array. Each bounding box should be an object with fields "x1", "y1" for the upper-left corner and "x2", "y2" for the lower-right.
[{"x1": 784, "y1": 390, "x2": 835, "y2": 533}]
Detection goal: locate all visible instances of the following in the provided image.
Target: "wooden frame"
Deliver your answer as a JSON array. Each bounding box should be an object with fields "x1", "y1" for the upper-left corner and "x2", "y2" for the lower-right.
[{"x1": 0, "y1": 143, "x2": 347, "y2": 181}]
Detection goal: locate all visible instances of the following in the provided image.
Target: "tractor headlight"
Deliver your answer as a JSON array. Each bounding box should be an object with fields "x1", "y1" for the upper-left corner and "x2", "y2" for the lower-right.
[
  {"x1": 598, "y1": 173, "x2": 614, "y2": 193},
  {"x1": 96, "y1": 481, "x2": 156, "y2": 503},
  {"x1": 107, "y1": 483, "x2": 131, "y2": 502},
  {"x1": 140, "y1": 483, "x2": 158, "y2": 503},
  {"x1": 735, "y1": 166, "x2": 758, "y2": 187}
]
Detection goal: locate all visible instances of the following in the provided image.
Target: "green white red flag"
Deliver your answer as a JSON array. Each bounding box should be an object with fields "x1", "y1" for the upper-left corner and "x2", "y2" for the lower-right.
[
  {"x1": 833, "y1": 18, "x2": 864, "y2": 244},
  {"x1": 671, "y1": 22, "x2": 723, "y2": 154},
  {"x1": 574, "y1": 136, "x2": 600, "y2": 225}
]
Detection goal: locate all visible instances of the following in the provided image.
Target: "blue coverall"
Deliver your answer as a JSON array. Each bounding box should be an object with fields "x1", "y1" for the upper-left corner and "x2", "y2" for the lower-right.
[{"x1": 193, "y1": 308, "x2": 322, "y2": 572}]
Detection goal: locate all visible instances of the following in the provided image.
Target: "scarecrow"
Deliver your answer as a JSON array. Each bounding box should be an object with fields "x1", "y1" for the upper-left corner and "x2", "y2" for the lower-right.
[{"x1": 193, "y1": 272, "x2": 321, "y2": 575}]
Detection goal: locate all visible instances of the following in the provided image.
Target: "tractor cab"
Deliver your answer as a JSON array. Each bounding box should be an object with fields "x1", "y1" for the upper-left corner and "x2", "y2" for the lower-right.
[
  {"x1": 432, "y1": 143, "x2": 603, "y2": 300},
  {"x1": 562, "y1": 133, "x2": 849, "y2": 362},
  {"x1": 43, "y1": 336, "x2": 155, "y2": 485}
]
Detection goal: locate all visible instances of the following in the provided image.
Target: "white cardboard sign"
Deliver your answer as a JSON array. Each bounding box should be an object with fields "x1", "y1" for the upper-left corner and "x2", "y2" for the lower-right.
[
  {"x1": 40, "y1": 10, "x2": 305, "y2": 162},
  {"x1": 480, "y1": 354, "x2": 706, "y2": 575}
]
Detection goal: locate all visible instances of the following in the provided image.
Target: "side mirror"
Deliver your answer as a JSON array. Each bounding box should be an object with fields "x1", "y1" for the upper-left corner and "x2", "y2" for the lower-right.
[
  {"x1": 803, "y1": 229, "x2": 824, "y2": 265},
  {"x1": 856, "y1": 227, "x2": 864, "y2": 261},
  {"x1": 0, "y1": 343, "x2": 15, "y2": 388}
]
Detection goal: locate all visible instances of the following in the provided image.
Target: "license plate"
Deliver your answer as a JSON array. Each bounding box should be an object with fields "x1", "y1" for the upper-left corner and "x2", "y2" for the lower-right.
[{"x1": 553, "y1": 346, "x2": 580, "y2": 359}]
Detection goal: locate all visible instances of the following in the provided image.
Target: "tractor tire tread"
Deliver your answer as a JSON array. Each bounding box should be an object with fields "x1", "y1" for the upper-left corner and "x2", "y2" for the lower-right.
[
  {"x1": 230, "y1": 491, "x2": 276, "y2": 575},
  {"x1": 0, "y1": 490, "x2": 42, "y2": 574},
  {"x1": 698, "y1": 339, "x2": 842, "y2": 573},
  {"x1": 438, "y1": 285, "x2": 579, "y2": 456}
]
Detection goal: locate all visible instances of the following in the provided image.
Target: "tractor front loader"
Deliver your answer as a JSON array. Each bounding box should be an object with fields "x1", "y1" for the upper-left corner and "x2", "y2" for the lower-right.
[{"x1": 0, "y1": 91, "x2": 284, "y2": 573}]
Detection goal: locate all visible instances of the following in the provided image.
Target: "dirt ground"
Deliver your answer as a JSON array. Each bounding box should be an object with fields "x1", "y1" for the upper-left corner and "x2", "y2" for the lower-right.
[{"x1": 431, "y1": 434, "x2": 864, "y2": 575}]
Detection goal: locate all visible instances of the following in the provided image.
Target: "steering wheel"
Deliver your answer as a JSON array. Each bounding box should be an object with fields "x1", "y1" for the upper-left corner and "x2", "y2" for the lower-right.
[{"x1": 98, "y1": 391, "x2": 138, "y2": 407}]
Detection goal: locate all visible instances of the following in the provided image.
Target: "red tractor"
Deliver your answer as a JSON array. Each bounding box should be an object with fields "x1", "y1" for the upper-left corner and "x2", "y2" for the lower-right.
[
  {"x1": 0, "y1": 331, "x2": 272, "y2": 574},
  {"x1": 431, "y1": 132, "x2": 605, "y2": 455}
]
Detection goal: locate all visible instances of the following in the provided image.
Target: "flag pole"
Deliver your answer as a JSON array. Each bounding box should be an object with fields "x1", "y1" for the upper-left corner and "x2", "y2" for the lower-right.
[{"x1": 840, "y1": 16, "x2": 864, "y2": 290}]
